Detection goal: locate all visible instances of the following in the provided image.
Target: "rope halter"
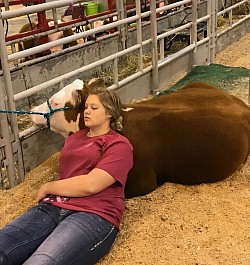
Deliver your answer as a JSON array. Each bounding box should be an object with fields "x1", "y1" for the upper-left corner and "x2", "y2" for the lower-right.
[{"x1": 0, "y1": 100, "x2": 73, "y2": 129}]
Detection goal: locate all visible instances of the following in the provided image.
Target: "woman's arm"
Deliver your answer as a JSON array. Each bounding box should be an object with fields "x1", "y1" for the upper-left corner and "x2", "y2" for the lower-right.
[{"x1": 37, "y1": 168, "x2": 116, "y2": 202}]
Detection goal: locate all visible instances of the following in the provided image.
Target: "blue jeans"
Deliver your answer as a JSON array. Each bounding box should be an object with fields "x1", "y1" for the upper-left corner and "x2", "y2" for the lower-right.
[{"x1": 0, "y1": 203, "x2": 118, "y2": 265}]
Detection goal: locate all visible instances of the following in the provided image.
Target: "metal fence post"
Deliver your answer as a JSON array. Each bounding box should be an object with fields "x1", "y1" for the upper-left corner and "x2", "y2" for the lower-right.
[
  {"x1": 150, "y1": 0, "x2": 159, "y2": 93},
  {"x1": 210, "y1": 0, "x2": 217, "y2": 62},
  {"x1": 191, "y1": 0, "x2": 198, "y2": 66},
  {"x1": 0, "y1": 9, "x2": 24, "y2": 188}
]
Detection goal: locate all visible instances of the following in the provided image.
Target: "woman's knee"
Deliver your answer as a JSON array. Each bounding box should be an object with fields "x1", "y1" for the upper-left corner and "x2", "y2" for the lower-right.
[
  {"x1": 81, "y1": 226, "x2": 118, "y2": 264},
  {"x1": 0, "y1": 251, "x2": 9, "y2": 265}
]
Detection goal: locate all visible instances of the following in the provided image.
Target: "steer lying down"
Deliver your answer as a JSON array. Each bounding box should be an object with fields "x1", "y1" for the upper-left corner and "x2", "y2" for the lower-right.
[
  {"x1": 18, "y1": 20, "x2": 78, "y2": 62},
  {"x1": 31, "y1": 79, "x2": 250, "y2": 198}
]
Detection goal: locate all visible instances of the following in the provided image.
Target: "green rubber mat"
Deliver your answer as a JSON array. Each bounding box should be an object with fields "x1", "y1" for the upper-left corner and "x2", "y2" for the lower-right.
[{"x1": 161, "y1": 63, "x2": 249, "y2": 95}]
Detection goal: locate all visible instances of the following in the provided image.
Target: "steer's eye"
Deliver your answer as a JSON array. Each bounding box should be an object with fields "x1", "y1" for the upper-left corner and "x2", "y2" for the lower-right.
[
  {"x1": 76, "y1": 95, "x2": 81, "y2": 104},
  {"x1": 72, "y1": 90, "x2": 82, "y2": 105},
  {"x1": 50, "y1": 98, "x2": 59, "y2": 107}
]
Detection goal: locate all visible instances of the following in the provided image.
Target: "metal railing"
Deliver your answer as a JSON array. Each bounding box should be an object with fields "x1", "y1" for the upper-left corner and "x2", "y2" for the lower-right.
[{"x1": 0, "y1": 0, "x2": 249, "y2": 188}]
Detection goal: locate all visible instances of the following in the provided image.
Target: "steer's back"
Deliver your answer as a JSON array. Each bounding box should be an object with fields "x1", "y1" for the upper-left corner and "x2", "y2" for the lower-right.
[{"x1": 131, "y1": 82, "x2": 248, "y2": 114}]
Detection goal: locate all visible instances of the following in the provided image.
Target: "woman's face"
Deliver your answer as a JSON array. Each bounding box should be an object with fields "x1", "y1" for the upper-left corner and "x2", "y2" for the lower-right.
[{"x1": 84, "y1": 94, "x2": 111, "y2": 129}]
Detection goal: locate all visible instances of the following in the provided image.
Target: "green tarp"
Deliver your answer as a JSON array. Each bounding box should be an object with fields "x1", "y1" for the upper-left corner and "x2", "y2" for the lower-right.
[{"x1": 161, "y1": 63, "x2": 249, "y2": 95}]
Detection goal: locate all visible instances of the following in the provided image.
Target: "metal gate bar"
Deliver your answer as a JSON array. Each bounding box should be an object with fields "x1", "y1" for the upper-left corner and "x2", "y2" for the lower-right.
[{"x1": 0, "y1": 0, "x2": 249, "y2": 188}]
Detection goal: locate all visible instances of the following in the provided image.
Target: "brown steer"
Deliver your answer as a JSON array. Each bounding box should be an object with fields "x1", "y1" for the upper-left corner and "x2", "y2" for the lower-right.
[
  {"x1": 31, "y1": 80, "x2": 250, "y2": 198},
  {"x1": 18, "y1": 20, "x2": 78, "y2": 62}
]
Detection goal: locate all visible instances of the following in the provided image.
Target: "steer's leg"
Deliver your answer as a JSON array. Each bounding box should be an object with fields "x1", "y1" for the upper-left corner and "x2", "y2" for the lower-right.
[{"x1": 125, "y1": 166, "x2": 158, "y2": 199}]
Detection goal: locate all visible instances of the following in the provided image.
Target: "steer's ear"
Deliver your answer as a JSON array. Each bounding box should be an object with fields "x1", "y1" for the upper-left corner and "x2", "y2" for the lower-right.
[{"x1": 87, "y1": 78, "x2": 103, "y2": 89}]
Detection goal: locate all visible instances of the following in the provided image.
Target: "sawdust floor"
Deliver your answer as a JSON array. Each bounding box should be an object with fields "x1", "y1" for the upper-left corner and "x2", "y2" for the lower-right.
[{"x1": 0, "y1": 33, "x2": 250, "y2": 265}]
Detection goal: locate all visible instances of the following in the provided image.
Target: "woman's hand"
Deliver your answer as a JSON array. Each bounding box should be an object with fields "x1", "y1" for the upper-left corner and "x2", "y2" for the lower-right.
[
  {"x1": 35, "y1": 169, "x2": 116, "y2": 202},
  {"x1": 36, "y1": 182, "x2": 51, "y2": 202}
]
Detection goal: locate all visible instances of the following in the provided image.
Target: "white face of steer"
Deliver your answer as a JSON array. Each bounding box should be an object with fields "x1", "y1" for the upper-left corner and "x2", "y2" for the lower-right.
[{"x1": 31, "y1": 79, "x2": 84, "y2": 138}]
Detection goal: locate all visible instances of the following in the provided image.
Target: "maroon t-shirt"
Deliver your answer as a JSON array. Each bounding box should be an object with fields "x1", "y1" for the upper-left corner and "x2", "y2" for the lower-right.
[{"x1": 43, "y1": 129, "x2": 133, "y2": 229}]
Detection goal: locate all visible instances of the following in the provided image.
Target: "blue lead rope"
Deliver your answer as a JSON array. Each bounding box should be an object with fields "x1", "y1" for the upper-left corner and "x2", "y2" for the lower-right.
[{"x1": 0, "y1": 100, "x2": 73, "y2": 129}]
